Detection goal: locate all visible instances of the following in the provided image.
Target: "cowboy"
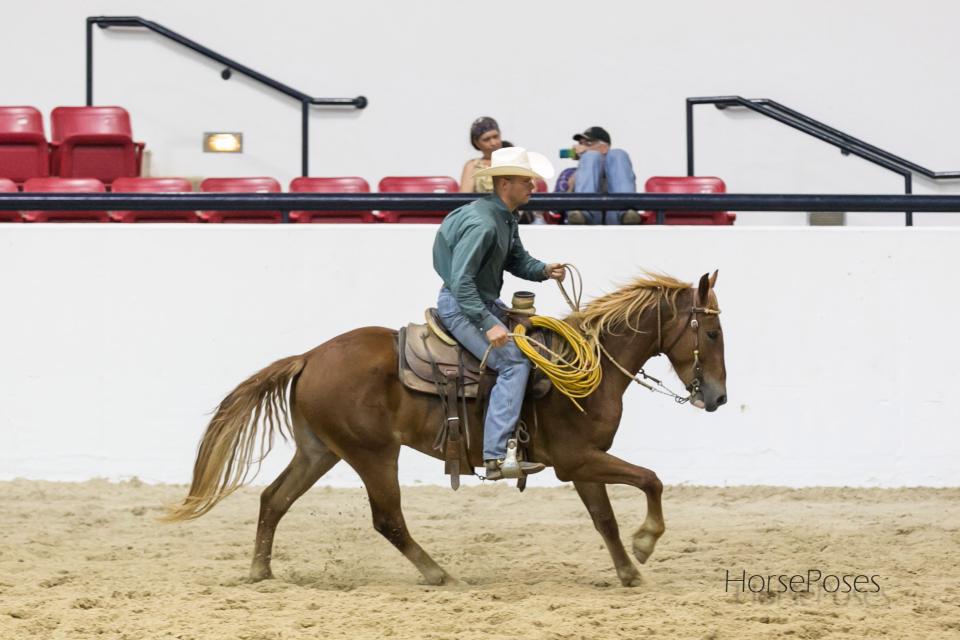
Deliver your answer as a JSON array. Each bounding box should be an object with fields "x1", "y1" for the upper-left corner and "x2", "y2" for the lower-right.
[{"x1": 433, "y1": 147, "x2": 566, "y2": 480}]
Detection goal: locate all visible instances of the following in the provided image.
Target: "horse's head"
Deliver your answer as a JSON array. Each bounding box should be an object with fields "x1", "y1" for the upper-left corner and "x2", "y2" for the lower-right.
[{"x1": 663, "y1": 270, "x2": 727, "y2": 412}]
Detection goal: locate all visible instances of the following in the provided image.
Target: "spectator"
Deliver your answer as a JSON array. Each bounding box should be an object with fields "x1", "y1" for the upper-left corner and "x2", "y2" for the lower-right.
[
  {"x1": 566, "y1": 126, "x2": 640, "y2": 224},
  {"x1": 555, "y1": 167, "x2": 576, "y2": 193},
  {"x1": 460, "y1": 117, "x2": 503, "y2": 193}
]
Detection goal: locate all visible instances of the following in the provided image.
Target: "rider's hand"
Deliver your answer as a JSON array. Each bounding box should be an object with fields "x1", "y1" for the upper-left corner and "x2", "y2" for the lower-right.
[
  {"x1": 544, "y1": 263, "x2": 566, "y2": 282},
  {"x1": 486, "y1": 324, "x2": 509, "y2": 348}
]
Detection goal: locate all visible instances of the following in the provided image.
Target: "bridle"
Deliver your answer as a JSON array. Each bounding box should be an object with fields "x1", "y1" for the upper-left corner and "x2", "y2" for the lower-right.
[{"x1": 655, "y1": 291, "x2": 722, "y2": 400}]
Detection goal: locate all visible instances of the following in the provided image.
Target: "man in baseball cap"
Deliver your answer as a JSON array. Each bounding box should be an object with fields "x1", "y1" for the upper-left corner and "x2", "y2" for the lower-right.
[
  {"x1": 567, "y1": 126, "x2": 639, "y2": 224},
  {"x1": 573, "y1": 126, "x2": 612, "y2": 146}
]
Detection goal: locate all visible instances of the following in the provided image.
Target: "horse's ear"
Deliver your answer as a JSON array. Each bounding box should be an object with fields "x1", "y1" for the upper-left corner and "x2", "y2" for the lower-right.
[
  {"x1": 697, "y1": 272, "x2": 710, "y2": 305},
  {"x1": 709, "y1": 269, "x2": 718, "y2": 289}
]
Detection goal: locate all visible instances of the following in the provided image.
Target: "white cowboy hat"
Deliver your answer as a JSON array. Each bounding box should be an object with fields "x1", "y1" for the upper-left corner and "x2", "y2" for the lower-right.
[{"x1": 472, "y1": 146, "x2": 555, "y2": 181}]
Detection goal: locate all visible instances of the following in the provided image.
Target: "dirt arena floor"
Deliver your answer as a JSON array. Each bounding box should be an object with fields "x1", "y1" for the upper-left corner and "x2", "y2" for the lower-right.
[{"x1": 1, "y1": 479, "x2": 958, "y2": 639}]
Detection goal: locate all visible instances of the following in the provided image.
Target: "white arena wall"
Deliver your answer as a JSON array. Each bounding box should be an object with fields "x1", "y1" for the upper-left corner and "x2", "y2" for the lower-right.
[
  {"x1": 5, "y1": 0, "x2": 960, "y2": 226},
  {"x1": 1, "y1": 225, "x2": 957, "y2": 488}
]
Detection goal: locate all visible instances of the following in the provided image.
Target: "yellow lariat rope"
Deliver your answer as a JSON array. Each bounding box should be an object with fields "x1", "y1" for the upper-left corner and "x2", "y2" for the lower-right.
[{"x1": 510, "y1": 265, "x2": 601, "y2": 412}]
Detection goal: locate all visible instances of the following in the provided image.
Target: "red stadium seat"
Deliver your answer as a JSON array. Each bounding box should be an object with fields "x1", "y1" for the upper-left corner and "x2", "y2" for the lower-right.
[
  {"x1": 111, "y1": 177, "x2": 196, "y2": 223},
  {"x1": 642, "y1": 176, "x2": 736, "y2": 225},
  {"x1": 199, "y1": 177, "x2": 282, "y2": 223},
  {"x1": 0, "y1": 106, "x2": 49, "y2": 186},
  {"x1": 289, "y1": 176, "x2": 374, "y2": 223},
  {"x1": 377, "y1": 176, "x2": 458, "y2": 223},
  {"x1": 0, "y1": 178, "x2": 22, "y2": 222},
  {"x1": 50, "y1": 106, "x2": 145, "y2": 185},
  {"x1": 22, "y1": 177, "x2": 109, "y2": 222}
]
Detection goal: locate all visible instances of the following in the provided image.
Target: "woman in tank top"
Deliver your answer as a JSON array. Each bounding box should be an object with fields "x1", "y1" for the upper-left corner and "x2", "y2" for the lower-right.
[{"x1": 459, "y1": 116, "x2": 503, "y2": 193}]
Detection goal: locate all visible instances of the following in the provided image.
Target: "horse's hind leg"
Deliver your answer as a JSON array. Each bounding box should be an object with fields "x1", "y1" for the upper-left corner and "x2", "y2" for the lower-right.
[
  {"x1": 574, "y1": 481, "x2": 642, "y2": 587},
  {"x1": 250, "y1": 412, "x2": 340, "y2": 581},
  {"x1": 349, "y1": 446, "x2": 458, "y2": 586}
]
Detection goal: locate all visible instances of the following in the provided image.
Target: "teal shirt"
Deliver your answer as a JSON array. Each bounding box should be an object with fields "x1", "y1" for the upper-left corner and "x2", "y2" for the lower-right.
[{"x1": 433, "y1": 194, "x2": 547, "y2": 332}]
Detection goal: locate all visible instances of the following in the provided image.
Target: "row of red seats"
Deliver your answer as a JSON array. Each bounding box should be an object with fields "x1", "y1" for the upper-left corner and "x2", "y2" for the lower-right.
[
  {"x1": 0, "y1": 175, "x2": 471, "y2": 223},
  {"x1": 0, "y1": 175, "x2": 735, "y2": 224},
  {"x1": 0, "y1": 105, "x2": 732, "y2": 224},
  {"x1": 0, "y1": 106, "x2": 144, "y2": 186}
]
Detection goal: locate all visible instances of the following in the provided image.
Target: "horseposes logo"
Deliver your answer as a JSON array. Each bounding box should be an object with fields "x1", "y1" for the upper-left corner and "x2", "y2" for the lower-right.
[{"x1": 725, "y1": 569, "x2": 882, "y2": 602}]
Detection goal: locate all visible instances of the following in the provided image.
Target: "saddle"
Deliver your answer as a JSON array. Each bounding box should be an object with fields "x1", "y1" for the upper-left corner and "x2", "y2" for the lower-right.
[
  {"x1": 397, "y1": 308, "x2": 552, "y2": 490},
  {"x1": 399, "y1": 309, "x2": 489, "y2": 398}
]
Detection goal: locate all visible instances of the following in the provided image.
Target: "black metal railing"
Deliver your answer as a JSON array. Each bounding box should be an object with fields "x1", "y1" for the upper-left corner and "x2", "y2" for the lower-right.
[
  {"x1": 686, "y1": 96, "x2": 960, "y2": 226},
  {"x1": 3, "y1": 193, "x2": 960, "y2": 225},
  {"x1": 86, "y1": 16, "x2": 368, "y2": 177}
]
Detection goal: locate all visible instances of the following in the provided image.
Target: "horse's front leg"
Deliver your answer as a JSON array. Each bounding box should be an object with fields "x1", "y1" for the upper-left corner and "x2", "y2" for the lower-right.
[
  {"x1": 573, "y1": 481, "x2": 643, "y2": 586},
  {"x1": 558, "y1": 451, "x2": 665, "y2": 565}
]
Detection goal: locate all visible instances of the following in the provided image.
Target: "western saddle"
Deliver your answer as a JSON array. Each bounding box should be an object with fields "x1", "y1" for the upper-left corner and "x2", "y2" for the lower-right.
[{"x1": 397, "y1": 308, "x2": 551, "y2": 490}]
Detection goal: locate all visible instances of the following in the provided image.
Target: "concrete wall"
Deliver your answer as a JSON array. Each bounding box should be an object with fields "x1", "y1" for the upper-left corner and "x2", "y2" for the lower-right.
[
  {"x1": 2, "y1": 225, "x2": 957, "y2": 487},
  {"x1": 4, "y1": 0, "x2": 960, "y2": 225}
]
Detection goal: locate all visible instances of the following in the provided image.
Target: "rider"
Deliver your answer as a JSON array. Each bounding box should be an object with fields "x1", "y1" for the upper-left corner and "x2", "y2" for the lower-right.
[{"x1": 433, "y1": 147, "x2": 566, "y2": 480}]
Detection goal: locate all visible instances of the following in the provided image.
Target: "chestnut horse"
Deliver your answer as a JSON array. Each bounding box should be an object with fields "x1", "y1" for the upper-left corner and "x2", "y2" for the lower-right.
[{"x1": 165, "y1": 271, "x2": 726, "y2": 587}]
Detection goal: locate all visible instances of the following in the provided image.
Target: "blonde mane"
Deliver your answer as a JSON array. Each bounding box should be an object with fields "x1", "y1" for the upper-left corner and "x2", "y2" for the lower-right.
[{"x1": 571, "y1": 273, "x2": 691, "y2": 337}]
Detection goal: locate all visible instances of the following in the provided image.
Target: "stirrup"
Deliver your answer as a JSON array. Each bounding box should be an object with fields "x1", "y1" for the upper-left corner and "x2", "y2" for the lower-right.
[
  {"x1": 485, "y1": 440, "x2": 545, "y2": 480},
  {"x1": 499, "y1": 439, "x2": 523, "y2": 479}
]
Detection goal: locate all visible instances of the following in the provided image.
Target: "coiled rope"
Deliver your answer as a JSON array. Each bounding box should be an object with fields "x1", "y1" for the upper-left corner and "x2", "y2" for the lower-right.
[{"x1": 510, "y1": 264, "x2": 602, "y2": 412}]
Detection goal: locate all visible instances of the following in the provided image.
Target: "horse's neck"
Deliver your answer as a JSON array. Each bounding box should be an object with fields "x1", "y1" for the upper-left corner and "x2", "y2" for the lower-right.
[
  {"x1": 595, "y1": 322, "x2": 660, "y2": 398},
  {"x1": 584, "y1": 290, "x2": 689, "y2": 403}
]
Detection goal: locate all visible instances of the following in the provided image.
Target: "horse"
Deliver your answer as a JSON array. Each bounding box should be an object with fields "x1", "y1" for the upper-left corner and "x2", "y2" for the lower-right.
[{"x1": 163, "y1": 271, "x2": 727, "y2": 588}]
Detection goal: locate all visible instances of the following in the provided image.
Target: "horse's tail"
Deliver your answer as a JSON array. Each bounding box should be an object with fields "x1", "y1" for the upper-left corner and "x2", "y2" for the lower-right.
[{"x1": 162, "y1": 355, "x2": 307, "y2": 523}]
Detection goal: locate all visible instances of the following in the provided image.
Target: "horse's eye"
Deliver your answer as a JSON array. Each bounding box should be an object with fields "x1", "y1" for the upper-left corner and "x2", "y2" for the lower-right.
[{"x1": 707, "y1": 330, "x2": 720, "y2": 340}]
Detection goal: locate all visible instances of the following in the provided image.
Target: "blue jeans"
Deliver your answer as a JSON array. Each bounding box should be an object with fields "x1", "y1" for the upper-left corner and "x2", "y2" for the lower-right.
[
  {"x1": 436, "y1": 288, "x2": 531, "y2": 461},
  {"x1": 574, "y1": 149, "x2": 637, "y2": 224}
]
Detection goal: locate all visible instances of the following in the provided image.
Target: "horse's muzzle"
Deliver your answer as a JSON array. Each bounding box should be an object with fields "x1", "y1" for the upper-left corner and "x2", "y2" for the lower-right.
[
  {"x1": 704, "y1": 390, "x2": 727, "y2": 412},
  {"x1": 692, "y1": 384, "x2": 727, "y2": 412}
]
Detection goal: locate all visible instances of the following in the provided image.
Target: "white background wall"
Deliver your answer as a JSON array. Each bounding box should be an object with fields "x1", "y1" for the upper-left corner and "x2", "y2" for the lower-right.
[
  {"x1": 4, "y1": 0, "x2": 960, "y2": 225},
  {"x1": 2, "y1": 225, "x2": 957, "y2": 487},
  {"x1": 3, "y1": 3, "x2": 959, "y2": 487}
]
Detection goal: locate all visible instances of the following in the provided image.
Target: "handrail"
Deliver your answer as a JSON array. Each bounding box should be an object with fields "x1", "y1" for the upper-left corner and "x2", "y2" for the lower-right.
[
  {"x1": 86, "y1": 16, "x2": 368, "y2": 177},
  {"x1": 686, "y1": 96, "x2": 960, "y2": 226},
  {"x1": 749, "y1": 99, "x2": 960, "y2": 180},
  {"x1": 3, "y1": 193, "x2": 960, "y2": 222}
]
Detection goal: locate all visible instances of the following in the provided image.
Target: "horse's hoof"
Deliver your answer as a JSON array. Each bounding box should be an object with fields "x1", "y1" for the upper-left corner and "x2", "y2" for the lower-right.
[
  {"x1": 632, "y1": 531, "x2": 658, "y2": 564},
  {"x1": 616, "y1": 562, "x2": 644, "y2": 587},
  {"x1": 249, "y1": 566, "x2": 274, "y2": 582},
  {"x1": 421, "y1": 571, "x2": 461, "y2": 587},
  {"x1": 619, "y1": 572, "x2": 644, "y2": 588}
]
